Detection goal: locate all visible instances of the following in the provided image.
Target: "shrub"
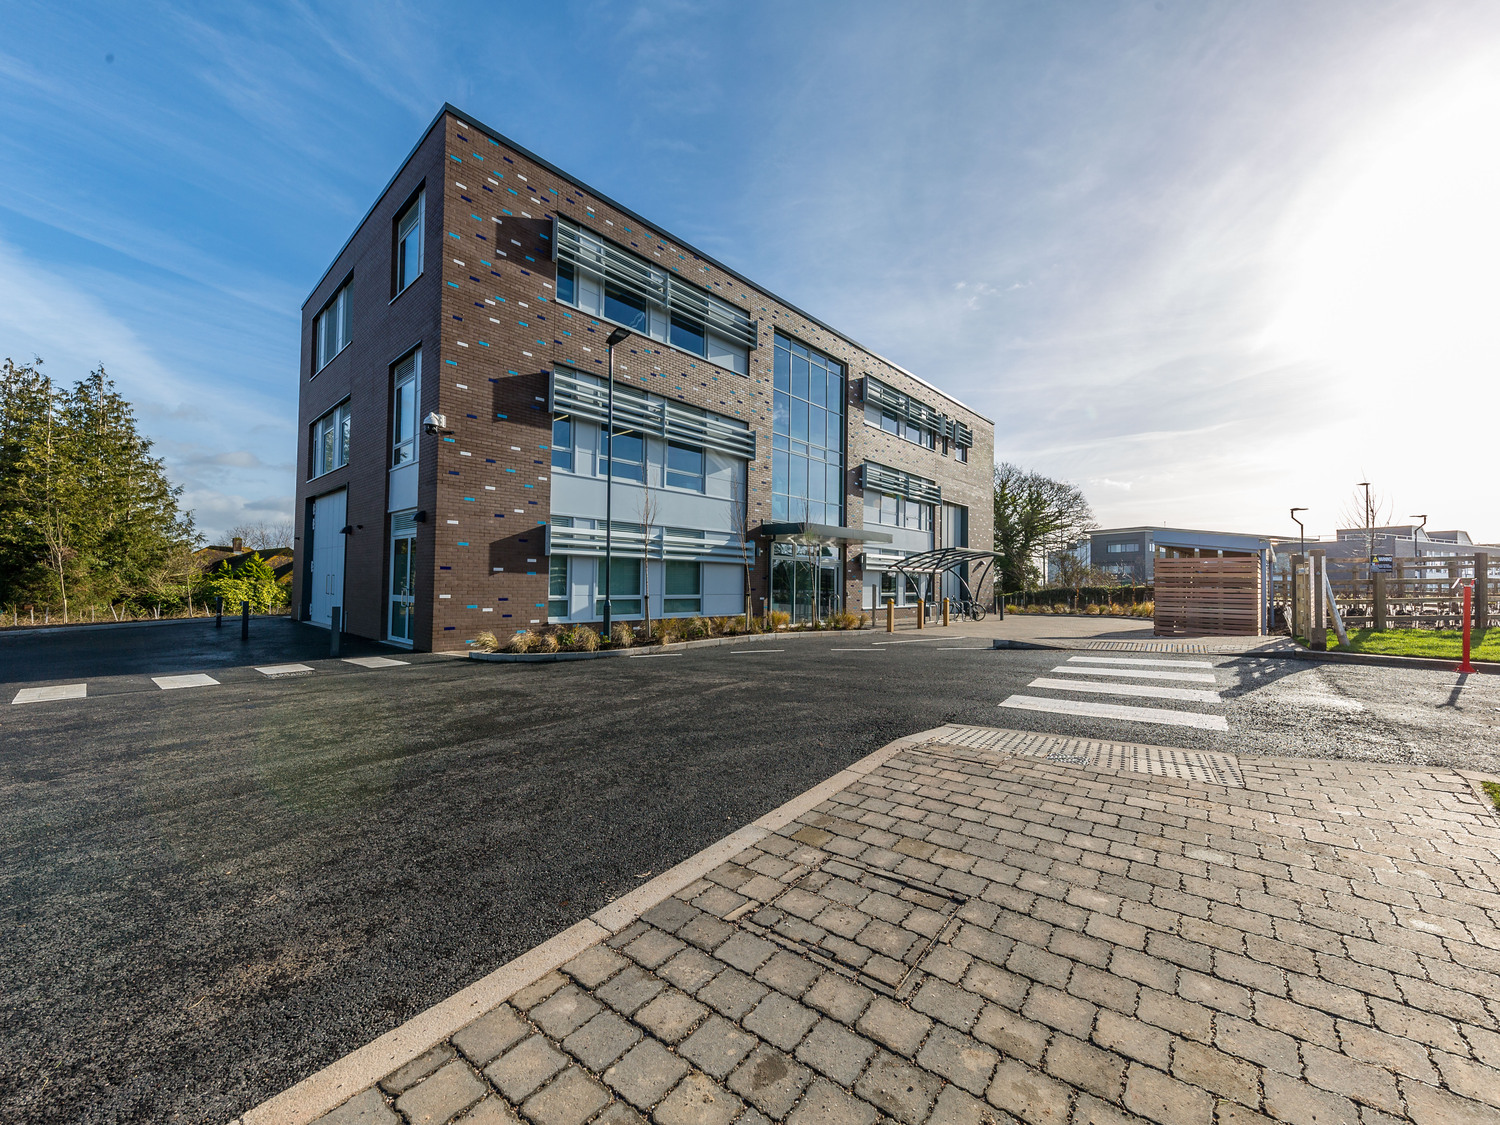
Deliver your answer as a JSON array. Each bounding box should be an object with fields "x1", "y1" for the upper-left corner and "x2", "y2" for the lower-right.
[
  {"x1": 708, "y1": 616, "x2": 732, "y2": 635},
  {"x1": 564, "y1": 626, "x2": 599, "y2": 651},
  {"x1": 610, "y1": 621, "x2": 634, "y2": 647},
  {"x1": 650, "y1": 619, "x2": 678, "y2": 644},
  {"x1": 1085, "y1": 603, "x2": 1100, "y2": 615},
  {"x1": 683, "y1": 616, "x2": 710, "y2": 639},
  {"x1": 470, "y1": 630, "x2": 501, "y2": 653},
  {"x1": 537, "y1": 632, "x2": 560, "y2": 653},
  {"x1": 508, "y1": 630, "x2": 539, "y2": 653},
  {"x1": 770, "y1": 610, "x2": 791, "y2": 629},
  {"x1": 830, "y1": 610, "x2": 861, "y2": 630}
]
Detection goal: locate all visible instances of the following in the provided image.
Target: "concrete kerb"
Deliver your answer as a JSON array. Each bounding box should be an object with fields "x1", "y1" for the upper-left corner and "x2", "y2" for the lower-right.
[{"x1": 237, "y1": 725, "x2": 953, "y2": 1125}]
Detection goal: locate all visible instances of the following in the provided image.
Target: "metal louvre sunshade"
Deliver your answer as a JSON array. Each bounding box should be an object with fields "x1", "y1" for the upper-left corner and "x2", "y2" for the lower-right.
[
  {"x1": 865, "y1": 376, "x2": 946, "y2": 434},
  {"x1": 862, "y1": 461, "x2": 942, "y2": 505},
  {"x1": 551, "y1": 368, "x2": 756, "y2": 460}
]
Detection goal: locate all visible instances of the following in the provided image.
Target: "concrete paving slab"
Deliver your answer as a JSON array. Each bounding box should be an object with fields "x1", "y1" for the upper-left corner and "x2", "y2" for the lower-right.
[
  {"x1": 10, "y1": 683, "x2": 86, "y2": 704},
  {"x1": 151, "y1": 673, "x2": 220, "y2": 690}
]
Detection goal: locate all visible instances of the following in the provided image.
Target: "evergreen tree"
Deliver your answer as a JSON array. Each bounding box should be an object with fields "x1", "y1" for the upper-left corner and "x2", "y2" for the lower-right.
[{"x1": 0, "y1": 359, "x2": 198, "y2": 614}]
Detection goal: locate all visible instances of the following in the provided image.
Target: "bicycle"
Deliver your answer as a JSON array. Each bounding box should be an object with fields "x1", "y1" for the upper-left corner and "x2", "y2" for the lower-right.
[{"x1": 956, "y1": 598, "x2": 987, "y2": 622}]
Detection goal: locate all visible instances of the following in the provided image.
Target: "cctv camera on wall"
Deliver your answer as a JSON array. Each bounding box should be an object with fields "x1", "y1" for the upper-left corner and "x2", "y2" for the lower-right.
[{"x1": 423, "y1": 412, "x2": 449, "y2": 435}]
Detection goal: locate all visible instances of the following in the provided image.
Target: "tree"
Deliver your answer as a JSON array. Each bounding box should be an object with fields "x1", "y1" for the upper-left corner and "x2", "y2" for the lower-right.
[
  {"x1": 993, "y1": 463, "x2": 1095, "y2": 593},
  {"x1": 204, "y1": 552, "x2": 286, "y2": 614},
  {"x1": 221, "y1": 520, "x2": 294, "y2": 550},
  {"x1": 0, "y1": 358, "x2": 198, "y2": 613}
]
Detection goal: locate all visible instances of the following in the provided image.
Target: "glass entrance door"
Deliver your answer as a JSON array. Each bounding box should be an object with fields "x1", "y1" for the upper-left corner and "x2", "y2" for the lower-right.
[
  {"x1": 388, "y1": 526, "x2": 416, "y2": 643},
  {"x1": 770, "y1": 543, "x2": 841, "y2": 624}
]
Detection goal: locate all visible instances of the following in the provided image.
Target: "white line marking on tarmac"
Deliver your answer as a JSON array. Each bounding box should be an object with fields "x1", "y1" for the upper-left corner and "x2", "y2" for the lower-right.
[
  {"x1": 1000, "y1": 694, "x2": 1229, "y2": 731},
  {"x1": 152, "y1": 673, "x2": 220, "y2": 690},
  {"x1": 12, "y1": 684, "x2": 87, "y2": 704},
  {"x1": 342, "y1": 656, "x2": 411, "y2": 668},
  {"x1": 1048, "y1": 665, "x2": 1216, "y2": 684},
  {"x1": 831, "y1": 648, "x2": 884, "y2": 652},
  {"x1": 1068, "y1": 655, "x2": 1215, "y2": 669},
  {"x1": 871, "y1": 638, "x2": 942, "y2": 645},
  {"x1": 256, "y1": 664, "x2": 314, "y2": 676},
  {"x1": 731, "y1": 649, "x2": 783, "y2": 654},
  {"x1": 630, "y1": 653, "x2": 681, "y2": 658},
  {"x1": 1029, "y1": 677, "x2": 1223, "y2": 705}
]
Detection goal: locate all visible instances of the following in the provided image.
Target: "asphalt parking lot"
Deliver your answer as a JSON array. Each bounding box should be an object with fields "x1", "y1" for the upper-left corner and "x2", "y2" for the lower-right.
[{"x1": 3, "y1": 621, "x2": 1497, "y2": 1123}]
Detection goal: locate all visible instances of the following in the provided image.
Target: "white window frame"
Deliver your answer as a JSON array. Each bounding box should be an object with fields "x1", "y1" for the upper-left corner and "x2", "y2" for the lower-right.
[
  {"x1": 663, "y1": 559, "x2": 702, "y2": 616},
  {"x1": 311, "y1": 401, "x2": 351, "y2": 478},
  {"x1": 315, "y1": 283, "x2": 352, "y2": 372},
  {"x1": 391, "y1": 349, "x2": 420, "y2": 467},
  {"x1": 548, "y1": 555, "x2": 569, "y2": 619},
  {"x1": 395, "y1": 190, "x2": 424, "y2": 295},
  {"x1": 551, "y1": 414, "x2": 574, "y2": 472},
  {"x1": 665, "y1": 440, "x2": 706, "y2": 492}
]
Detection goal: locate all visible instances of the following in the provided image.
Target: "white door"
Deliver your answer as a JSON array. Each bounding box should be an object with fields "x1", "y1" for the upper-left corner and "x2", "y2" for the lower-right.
[{"x1": 309, "y1": 489, "x2": 347, "y2": 627}]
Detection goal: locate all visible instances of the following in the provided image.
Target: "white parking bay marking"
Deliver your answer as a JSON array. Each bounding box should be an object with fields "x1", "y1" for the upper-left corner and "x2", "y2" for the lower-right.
[
  {"x1": 256, "y1": 664, "x2": 314, "y2": 676},
  {"x1": 831, "y1": 648, "x2": 885, "y2": 652},
  {"x1": 1000, "y1": 694, "x2": 1229, "y2": 731},
  {"x1": 1068, "y1": 655, "x2": 1215, "y2": 669},
  {"x1": 1049, "y1": 665, "x2": 1216, "y2": 684},
  {"x1": 731, "y1": 649, "x2": 783, "y2": 654},
  {"x1": 152, "y1": 674, "x2": 220, "y2": 690},
  {"x1": 1029, "y1": 677, "x2": 1223, "y2": 705},
  {"x1": 342, "y1": 656, "x2": 410, "y2": 669},
  {"x1": 12, "y1": 684, "x2": 87, "y2": 704}
]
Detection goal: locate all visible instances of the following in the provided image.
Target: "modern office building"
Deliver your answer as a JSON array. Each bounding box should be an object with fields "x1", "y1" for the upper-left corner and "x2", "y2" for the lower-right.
[
  {"x1": 1085, "y1": 526, "x2": 1273, "y2": 585},
  {"x1": 293, "y1": 105, "x2": 993, "y2": 650}
]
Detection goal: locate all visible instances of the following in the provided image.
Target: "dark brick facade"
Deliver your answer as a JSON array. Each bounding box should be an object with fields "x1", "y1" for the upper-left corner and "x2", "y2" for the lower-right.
[{"x1": 295, "y1": 106, "x2": 994, "y2": 649}]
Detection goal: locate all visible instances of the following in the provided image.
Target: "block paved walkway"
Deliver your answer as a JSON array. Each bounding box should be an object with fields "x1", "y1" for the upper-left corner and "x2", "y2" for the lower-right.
[{"x1": 244, "y1": 726, "x2": 1500, "y2": 1125}]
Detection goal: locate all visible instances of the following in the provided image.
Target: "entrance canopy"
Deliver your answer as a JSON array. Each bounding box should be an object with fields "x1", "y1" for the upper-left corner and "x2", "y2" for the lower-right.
[
  {"x1": 761, "y1": 522, "x2": 894, "y2": 547},
  {"x1": 887, "y1": 546, "x2": 996, "y2": 603}
]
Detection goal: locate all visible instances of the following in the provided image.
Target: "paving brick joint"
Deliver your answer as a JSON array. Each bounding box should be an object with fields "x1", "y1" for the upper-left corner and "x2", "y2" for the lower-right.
[{"x1": 292, "y1": 728, "x2": 1500, "y2": 1125}]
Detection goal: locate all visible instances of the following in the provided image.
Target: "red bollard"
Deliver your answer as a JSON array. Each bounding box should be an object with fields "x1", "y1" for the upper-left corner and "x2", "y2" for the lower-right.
[{"x1": 1458, "y1": 580, "x2": 1476, "y2": 673}]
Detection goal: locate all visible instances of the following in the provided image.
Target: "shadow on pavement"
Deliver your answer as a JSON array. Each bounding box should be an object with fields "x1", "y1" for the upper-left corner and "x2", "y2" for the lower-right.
[{"x1": 0, "y1": 617, "x2": 404, "y2": 685}]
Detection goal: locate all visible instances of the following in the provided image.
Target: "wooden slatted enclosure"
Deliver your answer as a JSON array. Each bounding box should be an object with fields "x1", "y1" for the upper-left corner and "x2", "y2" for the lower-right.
[{"x1": 1154, "y1": 557, "x2": 1262, "y2": 636}]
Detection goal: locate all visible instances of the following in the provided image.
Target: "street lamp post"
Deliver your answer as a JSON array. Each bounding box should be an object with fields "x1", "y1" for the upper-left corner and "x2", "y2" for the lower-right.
[
  {"x1": 1290, "y1": 508, "x2": 1307, "y2": 557},
  {"x1": 602, "y1": 327, "x2": 631, "y2": 638}
]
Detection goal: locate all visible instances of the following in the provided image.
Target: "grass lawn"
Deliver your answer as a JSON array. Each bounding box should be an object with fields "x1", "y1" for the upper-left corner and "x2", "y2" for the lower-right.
[{"x1": 1298, "y1": 627, "x2": 1500, "y2": 662}]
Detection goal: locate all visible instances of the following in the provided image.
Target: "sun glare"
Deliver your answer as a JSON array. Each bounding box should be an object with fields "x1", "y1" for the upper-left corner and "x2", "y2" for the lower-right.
[{"x1": 1269, "y1": 69, "x2": 1500, "y2": 397}]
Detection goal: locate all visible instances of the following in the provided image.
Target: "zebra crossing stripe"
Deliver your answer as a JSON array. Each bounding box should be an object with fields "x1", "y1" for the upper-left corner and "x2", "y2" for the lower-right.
[
  {"x1": 12, "y1": 684, "x2": 87, "y2": 704},
  {"x1": 1048, "y1": 665, "x2": 1215, "y2": 684},
  {"x1": 1000, "y1": 694, "x2": 1229, "y2": 731},
  {"x1": 1067, "y1": 655, "x2": 1214, "y2": 669},
  {"x1": 1028, "y1": 677, "x2": 1222, "y2": 705}
]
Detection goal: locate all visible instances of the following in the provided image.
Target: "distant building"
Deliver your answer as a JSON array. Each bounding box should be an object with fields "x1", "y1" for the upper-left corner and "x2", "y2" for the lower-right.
[
  {"x1": 1081, "y1": 526, "x2": 1273, "y2": 585},
  {"x1": 193, "y1": 538, "x2": 295, "y2": 587}
]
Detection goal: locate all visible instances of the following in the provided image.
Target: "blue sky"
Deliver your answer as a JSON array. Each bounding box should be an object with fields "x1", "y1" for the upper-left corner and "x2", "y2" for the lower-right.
[{"x1": 3, "y1": 0, "x2": 1498, "y2": 543}]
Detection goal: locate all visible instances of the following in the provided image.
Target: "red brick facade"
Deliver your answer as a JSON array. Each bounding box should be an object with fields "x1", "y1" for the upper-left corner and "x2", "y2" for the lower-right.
[{"x1": 296, "y1": 106, "x2": 994, "y2": 649}]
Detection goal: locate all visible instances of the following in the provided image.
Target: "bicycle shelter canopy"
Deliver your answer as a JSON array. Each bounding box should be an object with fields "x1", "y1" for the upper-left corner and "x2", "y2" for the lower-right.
[{"x1": 887, "y1": 547, "x2": 996, "y2": 606}]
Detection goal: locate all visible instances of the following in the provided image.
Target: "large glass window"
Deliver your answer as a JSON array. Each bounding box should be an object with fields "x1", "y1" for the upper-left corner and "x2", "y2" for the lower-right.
[
  {"x1": 315, "y1": 283, "x2": 352, "y2": 372},
  {"x1": 554, "y1": 219, "x2": 751, "y2": 375},
  {"x1": 601, "y1": 429, "x2": 644, "y2": 482},
  {"x1": 596, "y1": 557, "x2": 642, "y2": 616},
  {"x1": 666, "y1": 441, "x2": 705, "y2": 491},
  {"x1": 663, "y1": 560, "x2": 701, "y2": 615},
  {"x1": 551, "y1": 415, "x2": 574, "y2": 471},
  {"x1": 548, "y1": 556, "x2": 568, "y2": 618},
  {"x1": 392, "y1": 350, "x2": 420, "y2": 467},
  {"x1": 395, "y1": 190, "x2": 424, "y2": 294},
  {"x1": 772, "y1": 334, "x2": 844, "y2": 525},
  {"x1": 312, "y1": 402, "x2": 350, "y2": 477}
]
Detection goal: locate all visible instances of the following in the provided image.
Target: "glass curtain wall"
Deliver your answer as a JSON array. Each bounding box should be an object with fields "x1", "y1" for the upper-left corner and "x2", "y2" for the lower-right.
[{"x1": 772, "y1": 335, "x2": 844, "y2": 525}]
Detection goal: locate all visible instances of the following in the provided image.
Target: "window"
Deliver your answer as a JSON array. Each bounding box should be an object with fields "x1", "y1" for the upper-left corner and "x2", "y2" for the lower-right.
[
  {"x1": 1107, "y1": 542, "x2": 1141, "y2": 554},
  {"x1": 395, "y1": 190, "x2": 424, "y2": 294},
  {"x1": 873, "y1": 494, "x2": 930, "y2": 530},
  {"x1": 551, "y1": 415, "x2": 574, "y2": 471},
  {"x1": 905, "y1": 574, "x2": 923, "y2": 603},
  {"x1": 392, "y1": 350, "x2": 420, "y2": 466},
  {"x1": 880, "y1": 571, "x2": 898, "y2": 602},
  {"x1": 956, "y1": 444, "x2": 968, "y2": 463},
  {"x1": 312, "y1": 402, "x2": 350, "y2": 477},
  {"x1": 548, "y1": 556, "x2": 568, "y2": 619},
  {"x1": 865, "y1": 376, "x2": 942, "y2": 449},
  {"x1": 315, "y1": 283, "x2": 352, "y2": 371},
  {"x1": 663, "y1": 560, "x2": 701, "y2": 615},
  {"x1": 772, "y1": 334, "x2": 845, "y2": 525},
  {"x1": 666, "y1": 441, "x2": 705, "y2": 491},
  {"x1": 554, "y1": 218, "x2": 753, "y2": 375},
  {"x1": 596, "y1": 557, "x2": 642, "y2": 616},
  {"x1": 601, "y1": 428, "x2": 644, "y2": 482}
]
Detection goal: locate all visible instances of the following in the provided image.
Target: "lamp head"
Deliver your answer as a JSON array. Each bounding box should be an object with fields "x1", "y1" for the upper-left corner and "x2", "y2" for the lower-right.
[{"x1": 606, "y1": 327, "x2": 630, "y2": 348}]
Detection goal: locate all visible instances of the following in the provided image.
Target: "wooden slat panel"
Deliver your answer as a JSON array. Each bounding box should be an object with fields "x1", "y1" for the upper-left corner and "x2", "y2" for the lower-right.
[{"x1": 1154, "y1": 557, "x2": 1262, "y2": 636}]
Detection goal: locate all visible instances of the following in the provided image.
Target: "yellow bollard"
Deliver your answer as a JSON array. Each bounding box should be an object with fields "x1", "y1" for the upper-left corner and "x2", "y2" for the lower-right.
[
  {"x1": 917, "y1": 599, "x2": 925, "y2": 629},
  {"x1": 943, "y1": 597, "x2": 950, "y2": 626},
  {"x1": 885, "y1": 598, "x2": 895, "y2": 633}
]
